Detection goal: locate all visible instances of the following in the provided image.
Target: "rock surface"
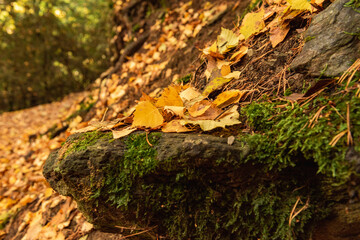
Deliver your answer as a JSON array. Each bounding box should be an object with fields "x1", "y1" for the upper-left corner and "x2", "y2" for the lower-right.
[
  {"x1": 43, "y1": 131, "x2": 360, "y2": 239},
  {"x1": 291, "y1": 0, "x2": 360, "y2": 76}
]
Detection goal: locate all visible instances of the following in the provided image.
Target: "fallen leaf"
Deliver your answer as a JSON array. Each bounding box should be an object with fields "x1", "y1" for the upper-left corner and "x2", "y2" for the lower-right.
[
  {"x1": 223, "y1": 71, "x2": 241, "y2": 79},
  {"x1": 217, "y1": 28, "x2": 240, "y2": 54},
  {"x1": 180, "y1": 87, "x2": 202, "y2": 102},
  {"x1": 284, "y1": 93, "x2": 304, "y2": 101},
  {"x1": 204, "y1": 56, "x2": 217, "y2": 80},
  {"x1": 164, "y1": 106, "x2": 185, "y2": 117},
  {"x1": 287, "y1": 0, "x2": 312, "y2": 11},
  {"x1": 269, "y1": 19, "x2": 290, "y2": 48},
  {"x1": 213, "y1": 90, "x2": 247, "y2": 108},
  {"x1": 156, "y1": 86, "x2": 184, "y2": 107},
  {"x1": 132, "y1": 101, "x2": 164, "y2": 128},
  {"x1": 180, "y1": 105, "x2": 241, "y2": 131},
  {"x1": 140, "y1": 92, "x2": 156, "y2": 104},
  {"x1": 188, "y1": 100, "x2": 223, "y2": 120},
  {"x1": 303, "y1": 79, "x2": 336, "y2": 97},
  {"x1": 161, "y1": 120, "x2": 193, "y2": 132},
  {"x1": 112, "y1": 127, "x2": 137, "y2": 139},
  {"x1": 188, "y1": 100, "x2": 212, "y2": 117},
  {"x1": 221, "y1": 65, "x2": 231, "y2": 76},
  {"x1": 230, "y1": 45, "x2": 248, "y2": 63},
  {"x1": 202, "y1": 77, "x2": 232, "y2": 96},
  {"x1": 239, "y1": 8, "x2": 265, "y2": 39}
]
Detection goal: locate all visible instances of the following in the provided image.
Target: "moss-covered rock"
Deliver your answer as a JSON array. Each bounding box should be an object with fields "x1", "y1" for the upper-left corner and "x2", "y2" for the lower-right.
[
  {"x1": 43, "y1": 125, "x2": 359, "y2": 239},
  {"x1": 43, "y1": 75, "x2": 360, "y2": 239}
]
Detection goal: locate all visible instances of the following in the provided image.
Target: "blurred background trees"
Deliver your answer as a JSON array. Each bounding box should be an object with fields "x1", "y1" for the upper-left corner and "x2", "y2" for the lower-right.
[{"x1": 0, "y1": 0, "x2": 112, "y2": 111}]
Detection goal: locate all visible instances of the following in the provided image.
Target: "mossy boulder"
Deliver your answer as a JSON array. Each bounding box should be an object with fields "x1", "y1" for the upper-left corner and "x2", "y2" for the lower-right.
[{"x1": 43, "y1": 126, "x2": 360, "y2": 239}]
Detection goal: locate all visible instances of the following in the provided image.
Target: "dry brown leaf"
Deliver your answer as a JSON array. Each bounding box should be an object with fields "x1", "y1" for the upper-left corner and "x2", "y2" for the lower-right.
[
  {"x1": 132, "y1": 101, "x2": 164, "y2": 129},
  {"x1": 204, "y1": 56, "x2": 217, "y2": 80},
  {"x1": 188, "y1": 100, "x2": 213, "y2": 117},
  {"x1": 112, "y1": 127, "x2": 137, "y2": 139},
  {"x1": 284, "y1": 93, "x2": 305, "y2": 101},
  {"x1": 269, "y1": 20, "x2": 290, "y2": 48},
  {"x1": 180, "y1": 105, "x2": 241, "y2": 131},
  {"x1": 161, "y1": 120, "x2": 193, "y2": 133},
  {"x1": 164, "y1": 106, "x2": 185, "y2": 118},
  {"x1": 230, "y1": 45, "x2": 248, "y2": 63}
]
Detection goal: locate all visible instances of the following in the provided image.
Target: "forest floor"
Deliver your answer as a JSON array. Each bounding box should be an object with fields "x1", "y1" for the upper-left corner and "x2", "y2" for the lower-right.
[{"x1": 1, "y1": 0, "x2": 358, "y2": 239}]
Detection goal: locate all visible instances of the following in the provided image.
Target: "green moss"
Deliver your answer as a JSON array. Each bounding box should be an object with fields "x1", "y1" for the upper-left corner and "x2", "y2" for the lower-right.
[
  {"x1": 345, "y1": 0, "x2": 360, "y2": 12},
  {"x1": 96, "y1": 133, "x2": 161, "y2": 208},
  {"x1": 304, "y1": 36, "x2": 316, "y2": 42},
  {"x1": 65, "y1": 131, "x2": 112, "y2": 157},
  {"x1": 241, "y1": 84, "x2": 360, "y2": 179},
  {"x1": 177, "y1": 73, "x2": 192, "y2": 84}
]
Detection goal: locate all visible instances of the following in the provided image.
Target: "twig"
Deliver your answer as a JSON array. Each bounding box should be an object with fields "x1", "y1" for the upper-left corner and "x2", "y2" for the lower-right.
[
  {"x1": 145, "y1": 131, "x2": 153, "y2": 147},
  {"x1": 308, "y1": 105, "x2": 326, "y2": 128},
  {"x1": 101, "y1": 107, "x2": 109, "y2": 122},
  {"x1": 329, "y1": 130, "x2": 347, "y2": 147},
  {"x1": 289, "y1": 197, "x2": 310, "y2": 227},
  {"x1": 119, "y1": 226, "x2": 157, "y2": 240},
  {"x1": 347, "y1": 103, "x2": 353, "y2": 146}
]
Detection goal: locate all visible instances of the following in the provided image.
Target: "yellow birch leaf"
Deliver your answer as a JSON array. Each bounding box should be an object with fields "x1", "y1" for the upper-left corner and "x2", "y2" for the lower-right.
[
  {"x1": 239, "y1": 8, "x2": 265, "y2": 40},
  {"x1": 287, "y1": 0, "x2": 312, "y2": 11},
  {"x1": 213, "y1": 90, "x2": 247, "y2": 108},
  {"x1": 209, "y1": 41, "x2": 218, "y2": 53},
  {"x1": 132, "y1": 101, "x2": 164, "y2": 128},
  {"x1": 202, "y1": 70, "x2": 241, "y2": 97},
  {"x1": 202, "y1": 77, "x2": 232, "y2": 96},
  {"x1": 156, "y1": 86, "x2": 183, "y2": 107},
  {"x1": 217, "y1": 28, "x2": 240, "y2": 54},
  {"x1": 44, "y1": 188, "x2": 54, "y2": 198},
  {"x1": 221, "y1": 65, "x2": 231, "y2": 76}
]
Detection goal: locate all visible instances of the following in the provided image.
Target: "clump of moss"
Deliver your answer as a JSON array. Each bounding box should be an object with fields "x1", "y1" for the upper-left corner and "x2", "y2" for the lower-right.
[
  {"x1": 100, "y1": 133, "x2": 161, "y2": 208},
  {"x1": 177, "y1": 73, "x2": 192, "y2": 84},
  {"x1": 242, "y1": 82, "x2": 360, "y2": 179},
  {"x1": 65, "y1": 131, "x2": 112, "y2": 157}
]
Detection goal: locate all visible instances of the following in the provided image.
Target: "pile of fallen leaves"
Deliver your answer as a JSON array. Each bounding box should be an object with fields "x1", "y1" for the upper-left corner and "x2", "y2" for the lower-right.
[{"x1": 74, "y1": 85, "x2": 246, "y2": 138}]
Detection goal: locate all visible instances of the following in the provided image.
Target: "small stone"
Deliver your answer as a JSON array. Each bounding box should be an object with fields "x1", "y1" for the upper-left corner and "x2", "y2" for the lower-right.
[{"x1": 227, "y1": 136, "x2": 235, "y2": 145}]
